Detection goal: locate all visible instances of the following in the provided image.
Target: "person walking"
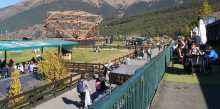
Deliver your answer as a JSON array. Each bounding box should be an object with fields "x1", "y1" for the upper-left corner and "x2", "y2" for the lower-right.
[
  {"x1": 139, "y1": 48, "x2": 144, "y2": 60},
  {"x1": 157, "y1": 42, "x2": 161, "y2": 51},
  {"x1": 77, "y1": 74, "x2": 91, "y2": 109},
  {"x1": 147, "y1": 48, "x2": 152, "y2": 61}
]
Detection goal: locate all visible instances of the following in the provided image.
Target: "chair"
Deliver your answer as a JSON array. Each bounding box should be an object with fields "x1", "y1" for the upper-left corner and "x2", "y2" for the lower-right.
[
  {"x1": 171, "y1": 57, "x2": 184, "y2": 74},
  {"x1": 190, "y1": 55, "x2": 204, "y2": 77}
]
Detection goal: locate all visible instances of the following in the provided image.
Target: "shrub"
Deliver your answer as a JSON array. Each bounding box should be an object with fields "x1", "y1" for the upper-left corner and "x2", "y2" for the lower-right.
[
  {"x1": 8, "y1": 71, "x2": 24, "y2": 105},
  {"x1": 38, "y1": 52, "x2": 70, "y2": 83}
]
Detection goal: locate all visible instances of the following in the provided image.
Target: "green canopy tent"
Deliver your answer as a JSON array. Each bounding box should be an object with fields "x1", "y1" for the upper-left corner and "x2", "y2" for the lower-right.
[{"x1": 0, "y1": 40, "x2": 79, "y2": 66}]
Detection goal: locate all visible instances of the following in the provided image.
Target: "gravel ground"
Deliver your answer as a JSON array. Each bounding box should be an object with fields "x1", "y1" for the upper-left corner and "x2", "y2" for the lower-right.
[{"x1": 0, "y1": 72, "x2": 46, "y2": 100}]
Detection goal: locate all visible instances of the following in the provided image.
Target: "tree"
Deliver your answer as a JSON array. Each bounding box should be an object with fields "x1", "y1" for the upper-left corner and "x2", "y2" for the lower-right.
[
  {"x1": 38, "y1": 52, "x2": 70, "y2": 83},
  {"x1": 8, "y1": 71, "x2": 24, "y2": 105},
  {"x1": 198, "y1": 1, "x2": 212, "y2": 16}
]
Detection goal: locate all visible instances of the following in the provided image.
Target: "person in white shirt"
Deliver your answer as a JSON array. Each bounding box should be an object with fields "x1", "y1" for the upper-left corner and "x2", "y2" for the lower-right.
[
  {"x1": 123, "y1": 55, "x2": 131, "y2": 65},
  {"x1": 104, "y1": 60, "x2": 114, "y2": 75},
  {"x1": 29, "y1": 61, "x2": 36, "y2": 72},
  {"x1": 17, "y1": 63, "x2": 24, "y2": 73}
]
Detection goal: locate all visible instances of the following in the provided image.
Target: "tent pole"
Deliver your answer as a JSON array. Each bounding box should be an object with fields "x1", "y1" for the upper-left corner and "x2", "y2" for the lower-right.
[
  {"x1": 41, "y1": 48, "x2": 44, "y2": 54},
  {"x1": 5, "y1": 51, "x2": 7, "y2": 63}
]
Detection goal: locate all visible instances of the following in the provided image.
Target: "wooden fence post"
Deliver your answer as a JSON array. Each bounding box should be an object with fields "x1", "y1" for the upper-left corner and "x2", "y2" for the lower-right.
[
  {"x1": 78, "y1": 64, "x2": 80, "y2": 72},
  {"x1": 54, "y1": 78, "x2": 57, "y2": 98},
  {"x1": 86, "y1": 62, "x2": 88, "y2": 73},
  {"x1": 33, "y1": 86, "x2": 37, "y2": 108},
  {"x1": 70, "y1": 74, "x2": 73, "y2": 90},
  {"x1": 99, "y1": 63, "x2": 101, "y2": 72},
  {"x1": 72, "y1": 62, "x2": 75, "y2": 72}
]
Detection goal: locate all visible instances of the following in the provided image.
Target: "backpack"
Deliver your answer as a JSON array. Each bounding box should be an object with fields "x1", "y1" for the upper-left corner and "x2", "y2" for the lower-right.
[
  {"x1": 96, "y1": 82, "x2": 101, "y2": 90},
  {"x1": 77, "y1": 80, "x2": 84, "y2": 93}
]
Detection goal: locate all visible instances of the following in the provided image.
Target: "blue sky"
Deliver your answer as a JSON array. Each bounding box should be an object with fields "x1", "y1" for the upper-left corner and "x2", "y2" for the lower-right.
[{"x1": 0, "y1": 0, "x2": 23, "y2": 8}]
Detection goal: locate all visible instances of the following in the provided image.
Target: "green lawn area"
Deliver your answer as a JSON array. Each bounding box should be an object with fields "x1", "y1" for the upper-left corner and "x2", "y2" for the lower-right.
[
  {"x1": 0, "y1": 47, "x2": 133, "y2": 64},
  {"x1": 0, "y1": 47, "x2": 58, "y2": 63},
  {"x1": 163, "y1": 62, "x2": 220, "y2": 84},
  {"x1": 72, "y1": 48, "x2": 133, "y2": 63}
]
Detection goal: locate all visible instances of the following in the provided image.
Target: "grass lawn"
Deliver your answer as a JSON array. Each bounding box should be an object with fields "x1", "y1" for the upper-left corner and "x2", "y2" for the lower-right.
[
  {"x1": 163, "y1": 62, "x2": 220, "y2": 84},
  {"x1": 0, "y1": 47, "x2": 58, "y2": 63},
  {"x1": 0, "y1": 47, "x2": 133, "y2": 64},
  {"x1": 72, "y1": 48, "x2": 133, "y2": 63}
]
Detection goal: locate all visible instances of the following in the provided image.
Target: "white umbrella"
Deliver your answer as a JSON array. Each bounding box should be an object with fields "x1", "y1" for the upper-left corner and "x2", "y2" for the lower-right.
[{"x1": 198, "y1": 19, "x2": 207, "y2": 44}]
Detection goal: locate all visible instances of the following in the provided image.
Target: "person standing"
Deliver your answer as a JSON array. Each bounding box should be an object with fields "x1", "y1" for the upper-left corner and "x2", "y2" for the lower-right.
[
  {"x1": 77, "y1": 74, "x2": 90, "y2": 109},
  {"x1": 192, "y1": 32, "x2": 201, "y2": 47},
  {"x1": 96, "y1": 73, "x2": 106, "y2": 99},
  {"x1": 147, "y1": 48, "x2": 152, "y2": 61},
  {"x1": 157, "y1": 42, "x2": 161, "y2": 51},
  {"x1": 139, "y1": 48, "x2": 144, "y2": 60}
]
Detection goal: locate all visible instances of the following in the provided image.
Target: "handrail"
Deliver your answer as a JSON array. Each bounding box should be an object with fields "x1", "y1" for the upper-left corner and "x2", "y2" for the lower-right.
[{"x1": 89, "y1": 41, "x2": 177, "y2": 109}]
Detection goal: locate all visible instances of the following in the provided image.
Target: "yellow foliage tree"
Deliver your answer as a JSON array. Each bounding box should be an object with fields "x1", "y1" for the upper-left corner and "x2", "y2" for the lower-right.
[
  {"x1": 8, "y1": 71, "x2": 23, "y2": 105},
  {"x1": 38, "y1": 52, "x2": 70, "y2": 83},
  {"x1": 198, "y1": 1, "x2": 212, "y2": 16}
]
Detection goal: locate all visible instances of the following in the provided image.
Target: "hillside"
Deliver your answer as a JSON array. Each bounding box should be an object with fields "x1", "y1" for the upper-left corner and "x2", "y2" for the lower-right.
[
  {"x1": 0, "y1": 0, "x2": 189, "y2": 20},
  {"x1": 100, "y1": 0, "x2": 220, "y2": 37},
  {"x1": 0, "y1": 0, "x2": 203, "y2": 39}
]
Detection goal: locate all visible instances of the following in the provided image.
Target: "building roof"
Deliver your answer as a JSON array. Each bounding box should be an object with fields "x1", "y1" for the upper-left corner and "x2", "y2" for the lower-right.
[
  {"x1": 0, "y1": 40, "x2": 79, "y2": 51},
  {"x1": 201, "y1": 11, "x2": 220, "y2": 20}
]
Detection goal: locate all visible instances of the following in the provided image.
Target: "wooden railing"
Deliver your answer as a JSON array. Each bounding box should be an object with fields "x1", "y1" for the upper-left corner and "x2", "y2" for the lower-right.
[
  {"x1": 68, "y1": 52, "x2": 135, "y2": 73},
  {"x1": 0, "y1": 72, "x2": 96, "y2": 109},
  {"x1": 0, "y1": 52, "x2": 135, "y2": 109}
]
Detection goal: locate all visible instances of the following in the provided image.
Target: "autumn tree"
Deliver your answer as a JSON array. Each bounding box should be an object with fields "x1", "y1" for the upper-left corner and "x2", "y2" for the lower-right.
[
  {"x1": 8, "y1": 71, "x2": 24, "y2": 105},
  {"x1": 198, "y1": 1, "x2": 212, "y2": 16},
  {"x1": 38, "y1": 52, "x2": 70, "y2": 83}
]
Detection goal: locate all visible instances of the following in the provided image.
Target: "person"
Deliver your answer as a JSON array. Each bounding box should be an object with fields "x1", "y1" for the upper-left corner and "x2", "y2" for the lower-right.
[
  {"x1": 13, "y1": 63, "x2": 17, "y2": 70},
  {"x1": 157, "y1": 42, "x2": 161, "y2": 51},
  {"x1": 23, "y1": 62, "x2": 29, "y2": 74},
  {"x1": 1, "y1": 65, "x2": 9, "y2": 78},
  {"x1": 96, "y1": 73, "x2": 106, "y2": 99},
  {"x1": 8, "y1": 65, "x2": 15, "y2": 77},
  {"x1": 104, "y1": 60, "x2": 114, "y2": 75},
  {"x1": 187, "y1": 43, "x2": 203, "y2": 55},
  {"x1": 147, "y1": 48, "x2": 152, "y2": 61},
  {"x1": 204, "y1": 45, "x2": 219, "y2": 61},
  {"x1": 29, "y1": 61, "x2": 36, "y2": 72},
  {"x1": 31, "y1": 57, "x2": 38, "y2": 64},
  {"x1": 173, "y1": 44, "x2": 184, "y2": 63},
  {"x1": 96, "y1": 46, "x2": 100, "y2": 52},
  {"x1": 37, "y1": 55, "x2": 42, "y2": 61},
  {"x1": 77, "y1": 74, "x2": 90, "y2": 109},
  {"x1": 192, "y1": 32, "x2": 201, "y2": 47},
  {"x1": 115, "y1": 62, "x2": 121, "y2": 69},
  {"x1": 134, "y1": 50, "x2": 139, "y2": 60},
  {"x1": 17, "y1": 63, "x2": 24, "y2": 73},
  {"x1": 8, "y1": 59, "x2": 14, "y2": 67},
  {"x1": 123, "y1": 55, "x2": 131, "y2": 65},
  {"x1": 139, "y1": 48, "x2": 144, "y2": 59}
]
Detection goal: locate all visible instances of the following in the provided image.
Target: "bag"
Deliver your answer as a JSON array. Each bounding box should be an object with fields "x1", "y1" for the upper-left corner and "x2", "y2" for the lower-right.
[
  {"x1": 77, "y1": 80, "x2": 84, "y2": 93},
  {"x1": 96, "y1": 82, "x2": 101, "y2": 90}
]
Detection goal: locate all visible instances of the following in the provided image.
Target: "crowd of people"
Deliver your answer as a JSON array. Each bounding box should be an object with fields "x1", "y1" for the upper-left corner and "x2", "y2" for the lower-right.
[
  {"x1": 134, "y1": 47, "x2": 152, "y2": 61},
  {"x1": 0, "y1": 57, "x2": 40, "y2": 78},
  {"x1": 77, "y1": 48, "x2": 155, "y2": 108},
  {"x1": 172, "y1": 32, "x2": 219, "y2": 73}
]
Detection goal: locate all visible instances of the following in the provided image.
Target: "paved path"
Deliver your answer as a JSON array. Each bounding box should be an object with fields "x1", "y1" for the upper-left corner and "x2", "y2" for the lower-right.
[
  {"x1": 34, "y1": 47, "x2": 163, "y2": 109},
  {"x1": 150, "y1": 81, "x2": 220, "y2": 109}
]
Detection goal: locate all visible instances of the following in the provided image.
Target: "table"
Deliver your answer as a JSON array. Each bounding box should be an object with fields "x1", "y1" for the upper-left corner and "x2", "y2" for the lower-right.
[{"x1": 109, "y1": 65, "x2": 142, "y2": 85}]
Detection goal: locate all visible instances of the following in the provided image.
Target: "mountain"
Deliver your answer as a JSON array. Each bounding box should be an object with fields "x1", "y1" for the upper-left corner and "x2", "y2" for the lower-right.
[
  {"x1": 100, "y1": 0, "x2": 220, "y2": 37},
  {"x1": 0, "y1": 0, "x2": 202, "y2": 39}
]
